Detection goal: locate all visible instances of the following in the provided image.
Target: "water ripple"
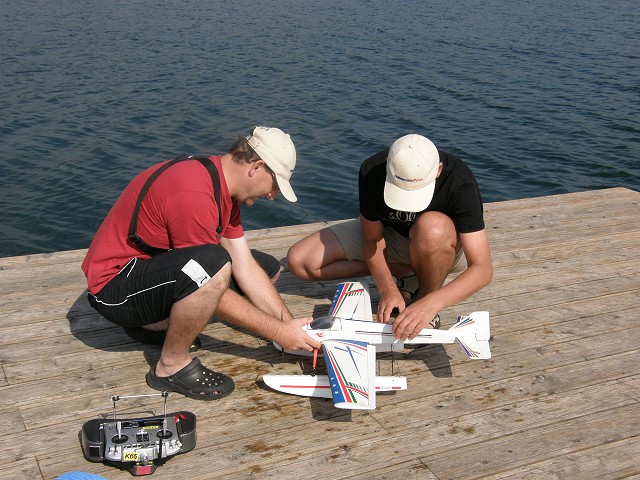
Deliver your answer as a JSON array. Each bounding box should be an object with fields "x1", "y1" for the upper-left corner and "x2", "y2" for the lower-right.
[{"x1": 1, "y1": 0, "x2": 638, "y2": 256}]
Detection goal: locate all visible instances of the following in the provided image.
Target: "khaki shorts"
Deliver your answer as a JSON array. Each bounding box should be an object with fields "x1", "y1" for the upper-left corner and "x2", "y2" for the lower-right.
[{"x1": 330, "y1": 218, "x2": 467, "y2": 275}]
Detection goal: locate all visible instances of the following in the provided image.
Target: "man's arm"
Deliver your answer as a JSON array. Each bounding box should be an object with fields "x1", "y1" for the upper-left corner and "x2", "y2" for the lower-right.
[
  {"x1": 392, "y1": 229, "x2": 493, "y2": 340},
  {"x1": 360, "y1": 215, "x2": 406, "y2": 323},
  {"x1": 216, "y1": 236, "x2": 321, "y2": 352},
  {"x1": 215, "y1": 288, "x2": 320, "y2": 351},
  {"x1": 220, "y1": 236, "x2": 292, "y2": 321}
]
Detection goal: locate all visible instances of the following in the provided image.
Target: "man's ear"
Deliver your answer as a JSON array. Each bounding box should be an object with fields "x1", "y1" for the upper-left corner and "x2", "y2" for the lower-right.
[
  {"x1": 436, "y1": 162, "x2": 444, "y2": 177},
  {"x1": 248, "y1": 160, "x2": 264, "y2": 177}
]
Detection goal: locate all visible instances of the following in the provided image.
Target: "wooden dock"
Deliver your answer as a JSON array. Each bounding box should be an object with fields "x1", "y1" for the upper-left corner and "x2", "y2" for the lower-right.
[{"x1": 1, "y1": 187, "x2": 639, "y2": 480}]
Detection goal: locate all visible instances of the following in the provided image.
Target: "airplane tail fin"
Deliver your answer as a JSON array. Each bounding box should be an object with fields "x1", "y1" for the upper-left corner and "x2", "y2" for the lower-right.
[
  {"x1": 323, "y1": 339, "x2": 376, "y2": 410},
  {"x1": 328, "y1": 282, "x2": 372, "y2": 321},
  {"x1": 449, "y1": 311, "x2": 491, "y2": 359}
]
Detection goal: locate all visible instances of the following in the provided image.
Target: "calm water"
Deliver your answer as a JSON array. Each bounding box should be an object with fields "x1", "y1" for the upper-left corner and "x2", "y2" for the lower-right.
[{"x1": 1, "y1": 0, "x2": 638, "y2": 257}]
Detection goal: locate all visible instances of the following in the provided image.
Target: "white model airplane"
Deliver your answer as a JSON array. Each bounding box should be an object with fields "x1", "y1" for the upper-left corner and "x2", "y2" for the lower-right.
[{"x1": 264, "y1": 281, "x2": 491, "y2": 410}]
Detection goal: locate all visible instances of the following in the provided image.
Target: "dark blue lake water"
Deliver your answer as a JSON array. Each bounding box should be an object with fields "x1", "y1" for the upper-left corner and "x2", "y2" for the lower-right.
[{"x1": 1, "y1": 0, "x2": 638, "y2": 257}]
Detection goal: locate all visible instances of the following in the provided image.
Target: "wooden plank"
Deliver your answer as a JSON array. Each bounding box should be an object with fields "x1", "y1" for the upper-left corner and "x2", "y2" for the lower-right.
[
  {"x1": 1, "y1": 405, "x2": 25, "y2": 434},
  {"x1": 0, "y1": 365, "x2": 7, "y2": 387},
  {"x1": 420, "y1": 403, "x2": 640, "y2": 480},
  {"x1": 483, "y1": 437, "x2": 640, "y2": 480},
  {"x1": 0, "y1": 262, "x2": 86, "y2": 298},
  {"x1": 346, "y1": 461, "x2": 438, "y2": 480},
  {"x1": 1, "y1": 459, "x2": 43, "y2": 480},
  {"x1": 483, "y1": 187, "x2": 638, "y2": 214},
  {"x1": 0, "y1": 249, "x2": 86, "y2": 270}
]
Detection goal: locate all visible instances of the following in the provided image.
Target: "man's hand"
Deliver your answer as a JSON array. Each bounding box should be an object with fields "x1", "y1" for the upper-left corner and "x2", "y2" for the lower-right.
[
  {"x1": 391, "y1": 299, "x2": 439, "y2": 341},
  {"x1": 376, "y1": 285, "x2": 406, "y2": 324},
  {"x1": 275, "y1": 317, "x2": 321, "y2": 352}
]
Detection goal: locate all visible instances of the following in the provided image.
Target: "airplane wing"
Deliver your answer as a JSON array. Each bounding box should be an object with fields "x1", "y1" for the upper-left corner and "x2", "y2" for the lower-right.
[
  {"x1": 262, "y1": 374, "x2": 407, "y2": 399},
  {"x1": 272, "y1": 281, "x2": 372, "y2": 355},
  {"x1": 323, "y1": 339, "x2": 376, "y2": 410},
  {"x1": 329, "y1": 282, "x2": 372, "y2": 321}
]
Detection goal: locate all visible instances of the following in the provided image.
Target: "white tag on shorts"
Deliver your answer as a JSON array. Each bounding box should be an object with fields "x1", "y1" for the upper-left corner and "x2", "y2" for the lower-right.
[{"x1": 181, "y1": 259, "x2": 211, "y2": 287}]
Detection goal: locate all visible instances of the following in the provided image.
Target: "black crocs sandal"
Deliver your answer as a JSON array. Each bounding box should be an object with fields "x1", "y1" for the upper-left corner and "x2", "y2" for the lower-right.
[
  {"x1": 396, "y1": 274, "x2": 419, "y2": 300},
  {"x1": 123, "y1": 327, "x2": 201, "y2": 352},
  {"x1": 146, "y1": 357, "x2": 235, "y2": 401},
  {"x1": 429, "y1": 314, "x2": 441, "y2": 329}
]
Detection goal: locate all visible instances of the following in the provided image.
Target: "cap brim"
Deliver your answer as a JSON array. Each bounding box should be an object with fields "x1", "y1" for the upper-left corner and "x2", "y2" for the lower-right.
[
  {"x1": 384, "y1": 178, "x2": 435, "y2": 212},
  {"x1": 276, "y1": 175, "x2": 297, "y2": 202}
]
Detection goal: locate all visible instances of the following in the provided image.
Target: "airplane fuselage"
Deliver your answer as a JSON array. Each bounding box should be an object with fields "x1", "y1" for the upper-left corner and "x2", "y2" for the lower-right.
[{"x1": 305, "y1": 316, "x2": 454, "y2": 347}]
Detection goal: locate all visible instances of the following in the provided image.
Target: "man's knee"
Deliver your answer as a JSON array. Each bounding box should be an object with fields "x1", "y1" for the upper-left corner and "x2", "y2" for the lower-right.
[
  {"x1": 288, "y1": 228, "x2": 351, "y2": 281},
  {"x1": 203, "y1": 260, "x2": 232, "y2": 290},
  {"x1": 409, "y1": 212, "x2": 457, "y2": 251},
  {"x1": 287, "y1": 241, "x2": 310, "y2": 279}
]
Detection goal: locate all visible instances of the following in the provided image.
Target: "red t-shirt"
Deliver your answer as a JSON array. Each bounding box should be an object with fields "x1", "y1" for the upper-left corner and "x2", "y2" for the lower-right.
[{"x1": 81, "y1": 156, "x2": 243, "y2": 294}]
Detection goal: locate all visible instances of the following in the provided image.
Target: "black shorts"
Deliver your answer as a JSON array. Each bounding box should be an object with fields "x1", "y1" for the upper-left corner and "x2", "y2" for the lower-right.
[{"x1": 87, "y1": 245, "x2": 281, "y2": 328}]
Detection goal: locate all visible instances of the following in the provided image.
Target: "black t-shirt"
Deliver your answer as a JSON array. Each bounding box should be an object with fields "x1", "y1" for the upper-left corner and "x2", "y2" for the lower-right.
[{"x1": 359, "y1": 148, "x2": 485, "y2": 237}]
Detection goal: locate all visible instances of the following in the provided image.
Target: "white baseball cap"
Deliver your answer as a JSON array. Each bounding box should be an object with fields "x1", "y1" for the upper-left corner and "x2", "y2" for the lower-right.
[
  {"x1": 384, "y1": 134, "x2": 440, "y2": 212},
  {"x1": 246, "y1": 126, "x2": 297, "y2": 202}
]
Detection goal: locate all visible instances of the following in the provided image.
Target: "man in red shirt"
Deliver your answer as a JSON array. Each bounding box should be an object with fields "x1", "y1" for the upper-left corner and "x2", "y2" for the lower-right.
[{"x1": 82, "y1": 127, "x2": 320, "y2": 401}]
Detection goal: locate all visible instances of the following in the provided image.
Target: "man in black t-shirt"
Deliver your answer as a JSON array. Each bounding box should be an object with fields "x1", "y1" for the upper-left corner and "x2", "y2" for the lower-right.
[{"x1": 287, "y1": 134, "x2": 492, "y2": 340}]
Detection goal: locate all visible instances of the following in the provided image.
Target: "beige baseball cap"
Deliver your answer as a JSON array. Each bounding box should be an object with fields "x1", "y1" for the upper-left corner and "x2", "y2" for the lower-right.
[
  {"x1": 384, "y1": 134, "x2": 440, "y2": 212},
  {"x1": 246, "y1": 126, "x2": 297, "y2": 202}
]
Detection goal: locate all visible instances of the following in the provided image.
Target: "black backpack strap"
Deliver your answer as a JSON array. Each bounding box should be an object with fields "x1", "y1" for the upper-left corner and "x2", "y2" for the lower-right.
[
  {"x1": 193, "y1": 157, "x2": 223, "y2": 235},
  {"x1": 128, "y1": 155, "x2": 224, "y2": 256}
]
